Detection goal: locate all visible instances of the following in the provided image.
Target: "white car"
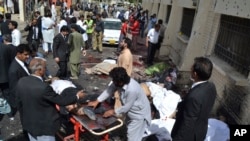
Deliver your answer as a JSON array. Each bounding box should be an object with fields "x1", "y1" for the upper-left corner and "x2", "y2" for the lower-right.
[{"x1": 102, "y1": 18, "x2": 122, "y2": 45}]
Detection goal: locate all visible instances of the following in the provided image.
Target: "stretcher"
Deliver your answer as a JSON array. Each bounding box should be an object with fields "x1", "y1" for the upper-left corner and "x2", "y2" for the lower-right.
[{"x1": 56, "y1": 104, "x2": 124, "y2": 141}]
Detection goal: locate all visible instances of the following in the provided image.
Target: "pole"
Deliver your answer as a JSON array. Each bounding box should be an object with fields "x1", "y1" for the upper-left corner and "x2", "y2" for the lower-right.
[{"x1": 19, "y1": 0, "x2": 25, "y2": 21}]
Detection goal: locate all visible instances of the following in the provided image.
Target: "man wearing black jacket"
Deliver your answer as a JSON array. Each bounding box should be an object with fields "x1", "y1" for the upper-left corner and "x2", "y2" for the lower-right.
[
  {"x1": 24, "y1": 18, "x2": 42, "y2": 52},
  {"x1": 1, "y1": 13, "x2": 11, "y2": 36},
  {"x1": 53, "y1": 25, "x2": 69, "y2": 79},
  {"x1": 16, "y1": 58, "x2": 85, "y2": 141}
]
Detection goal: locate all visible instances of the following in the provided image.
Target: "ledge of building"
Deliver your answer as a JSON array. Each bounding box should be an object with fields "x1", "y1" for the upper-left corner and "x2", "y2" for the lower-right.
[
  {"x1": 176, "y1": 32, "x2": 189, "y2": 44},
  {"x1": 209, "y1": 55, "x2": 250, "y2": 87}
]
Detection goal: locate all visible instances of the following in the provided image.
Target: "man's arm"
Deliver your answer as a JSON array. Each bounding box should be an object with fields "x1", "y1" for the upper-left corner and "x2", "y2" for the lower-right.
[
  {"x1": 115, "y1": 90, "x2": 138, "y2": 115},
  {"x1": 52, "y1": 36, "x2": 60, "y2": 59},
  {"x1": 97, "y1": 83, "x2": 116, "y2": 102},
  {"x1": 146, "y1": 30, "x2": 150, "y2": 47},
  {"x1": 43, "y1": 85, "x2": 84, "y2": 106},
  {"x1": 24, "y1": 24, "x2": 31, "y2": 31}
]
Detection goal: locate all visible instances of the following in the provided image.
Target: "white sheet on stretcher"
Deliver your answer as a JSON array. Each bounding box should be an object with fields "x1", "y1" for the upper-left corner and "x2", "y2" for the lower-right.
[
  {"x1": 145, "y1": 118, "x2": 230, "y2": 141},
  {"x1": 145, "y1": 82, "x2": 181, "y2": 118}
]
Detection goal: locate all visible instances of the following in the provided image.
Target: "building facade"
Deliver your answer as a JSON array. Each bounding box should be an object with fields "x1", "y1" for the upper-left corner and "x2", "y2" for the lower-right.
[{"x1": 142, "y1": 0, "x2": 250, "y2": 124}]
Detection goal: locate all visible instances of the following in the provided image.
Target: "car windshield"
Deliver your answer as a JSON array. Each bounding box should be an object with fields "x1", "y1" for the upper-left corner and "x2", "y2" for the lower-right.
[
  {"x1": 117, "y1": 3, "x2": 124, "y2": 7},
  {"x1": 104, "y1": 21, "x2": 121, "y2": 30}
]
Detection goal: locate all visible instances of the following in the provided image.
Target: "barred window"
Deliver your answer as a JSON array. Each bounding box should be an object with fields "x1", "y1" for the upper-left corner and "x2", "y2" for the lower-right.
[
  {"x1": 215, "y1": 15, "x2": 250, "y2": 77},
  {"x1": 165, "y1": 5, "x2": 172, "y2": 24},
  {"x1": 180, "y1": 8, "x2": 196, "y2": 37}
]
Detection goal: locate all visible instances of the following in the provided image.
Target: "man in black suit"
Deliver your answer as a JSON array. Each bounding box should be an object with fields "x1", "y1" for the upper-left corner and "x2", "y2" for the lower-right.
[
  {"x1": 2, "y1": 34, "x2": 16, "y2": 58},
  {"x1": 15, "y1": 58, "x2": 85, "y2": 141},
  {"x1": 8, "y1": 44, "x2": 31, "y2": 119},
  {"x1": 1, "y1": 13, "x2": 12, "y2": 36},
  {"x1": 34, "y1": 11, "x2": 43, "y2": 43},
  {"x1": 53, "y1": 25, "x2": 69, "y2": 79},
  {"x1": 171, "y1": 57, "x2": 217, "y2": 141},
  {"x1": 24, "y1": 18, "x2": 42, "y2": 52},
  {"x1": 0, "y1": 35, "x2": 16, "y2": 109}
]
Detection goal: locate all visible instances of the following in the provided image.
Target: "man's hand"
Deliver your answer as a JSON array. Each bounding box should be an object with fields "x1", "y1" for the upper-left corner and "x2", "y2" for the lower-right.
[
  {"x1": 82, "y1": 50, "x2": 87, "y2": 56},
  {"x1": 103, "y1": 109, "x2": 115, "y2": 118},
  {"x1": 87, "y1": 100, "x2": 99, "y2": 109},
  {"x1": 76, "y1": 90, "x2": 85, "y2": 99},
  {"x1": 54, "y1": 57, "x2": 60, "y2": 63}
]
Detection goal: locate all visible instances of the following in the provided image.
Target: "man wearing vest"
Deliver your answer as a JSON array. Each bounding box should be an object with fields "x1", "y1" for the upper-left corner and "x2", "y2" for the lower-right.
[
  {"x1": 128, "y1": 16, "x2": 140, "y2": 51},
  {"x1": 84, "y1": 15, "x2": 94, "y2": 49}
]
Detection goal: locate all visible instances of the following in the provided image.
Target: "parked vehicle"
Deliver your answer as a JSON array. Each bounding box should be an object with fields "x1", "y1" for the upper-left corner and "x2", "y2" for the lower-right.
[{"x1": 102, "y1": 18, "x2": 122, "y2": 45}]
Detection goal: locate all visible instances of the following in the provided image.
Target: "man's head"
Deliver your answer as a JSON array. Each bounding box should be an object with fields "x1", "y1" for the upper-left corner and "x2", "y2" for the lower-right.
[
  {"x1": 2, "y1": 34, "x2": 12, "y2": 44},
  {"x1": 109, "y1": 67, "x2": 130, "y2": 88},
  {"x1": 87, "y1": 15, "x2": 91, "y2": 20},
  {"x1": 79, "y1": 15, "x2": 84, "y2": 21},
  {"x1": 60, "y1": 25, "x2": 69, "y2": 36},
  {"x1": 120, "y1": 37, "x2": 131, "y2": 50},
  {"x1": 70, "y1": 24, "x2": 78, "y2": 32},
  {"x1": 46, "y1": 12, "x2": 52, "y2": 18},
  {"x1": 158, "y1": 19, "x2": 163, "y2": 25},
  {"x1": 96, "y1": 13, "x2": 101, "y2": 20},
  {"x1": 191, "y1": 57, "x2": 213, "y2": 82},
  {"x1": 154, "y1": 24, "x2": 160, "y2": 32},
  {"x1": 16, "y1": 44, "x2": 31, "y2": 62},
  {"x1": 5, "y1": 13, "x2": 11, "y2": 20},
  {"x1": 32, "y1": 19, "x2": 37, "y2": 26},
  {"x1": 70, "y1": 17, "x2": 77, "y2": 24},
  {"x1": 34, "y1": 11, "x2": 40, "y2": 17},
  {"x1": 29, "y1": 58, "x2": 46, "y2": 76},
  {"x1": 8, "y1": 21, "x2": 18, "y2": 30}
]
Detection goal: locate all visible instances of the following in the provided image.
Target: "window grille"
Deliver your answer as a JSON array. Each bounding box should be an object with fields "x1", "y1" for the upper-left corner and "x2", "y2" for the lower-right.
[
  {"x1": 215, "y1": 15, "x2": 250, "y2": 77},
  {"x1": 180, "y1": 8, "x2": 195, "y2": 37},
  {"x1": 25, "y1": 0, "x2": 34, "y2": 21}
]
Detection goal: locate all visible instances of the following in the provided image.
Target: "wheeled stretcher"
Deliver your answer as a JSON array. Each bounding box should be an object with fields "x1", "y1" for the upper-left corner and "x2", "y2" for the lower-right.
[{"x1": 56, "y1": 104, "x2": 123, "y2": 141}]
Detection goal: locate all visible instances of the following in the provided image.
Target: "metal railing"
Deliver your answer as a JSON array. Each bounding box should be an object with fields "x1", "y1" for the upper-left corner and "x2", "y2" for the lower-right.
[{"x1": 215, "y1": 15, "x2": 250, "y2": 77}]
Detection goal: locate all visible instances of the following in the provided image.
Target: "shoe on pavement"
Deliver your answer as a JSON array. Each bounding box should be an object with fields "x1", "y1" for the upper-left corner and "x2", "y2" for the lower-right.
[{"x1": 70, "y1": 76, "x2": 78, "y2": 80}]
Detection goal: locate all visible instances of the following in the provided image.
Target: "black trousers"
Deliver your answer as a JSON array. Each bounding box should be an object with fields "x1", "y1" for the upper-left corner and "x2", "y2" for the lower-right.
[
  {"x1": 147, "y1": 42, "x2": 158, "y2": 65},
  {"x1": 56, "y1": 61, "x2": 68, "y2": 79},
  {"x1": 28, "y1": 39, "x2": 39, "y2": 52}
]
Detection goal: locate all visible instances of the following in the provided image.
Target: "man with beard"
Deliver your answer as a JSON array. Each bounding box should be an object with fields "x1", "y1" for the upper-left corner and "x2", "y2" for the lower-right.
[
  {"x1": 88, "y1": 67, "x2": 151, "y2": 141},
  {"x1": 117, "y1": 37, "x2": 133, "y2": 76}
]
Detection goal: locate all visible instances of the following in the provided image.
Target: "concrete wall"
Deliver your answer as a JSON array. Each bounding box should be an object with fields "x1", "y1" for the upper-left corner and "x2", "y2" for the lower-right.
[
  {"x1": 214, "y1": 0, "x2": 250, "y2": 19},
  {"x1": 142, "y1": 0, "x2": 250, "y2": 124}
]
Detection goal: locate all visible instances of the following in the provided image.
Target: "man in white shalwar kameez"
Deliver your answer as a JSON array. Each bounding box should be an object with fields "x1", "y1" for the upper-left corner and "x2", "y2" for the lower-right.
[
  {"x1": 76, "y1": 15, "x2": 88, "y2": 43},
  {"x1": 7, "y1": 0, "x2": 14, "y2": 14},
  {"x1": 51, "y1": 2, "x2": 57, "y2": 22},
  {"x1": 41, "y1": 13, "x2": 55, "y2": 54}
]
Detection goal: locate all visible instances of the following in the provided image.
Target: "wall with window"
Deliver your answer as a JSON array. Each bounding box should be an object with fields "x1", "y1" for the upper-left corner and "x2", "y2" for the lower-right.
[{"x1": 142, "y1": 0, "x2": 250, "y2": 124}]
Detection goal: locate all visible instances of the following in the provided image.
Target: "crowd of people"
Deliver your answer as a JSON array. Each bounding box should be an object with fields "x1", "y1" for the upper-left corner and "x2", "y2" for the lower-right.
[{"x1": 0, "y1": 1, "x2": 230, "y2": 141}]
